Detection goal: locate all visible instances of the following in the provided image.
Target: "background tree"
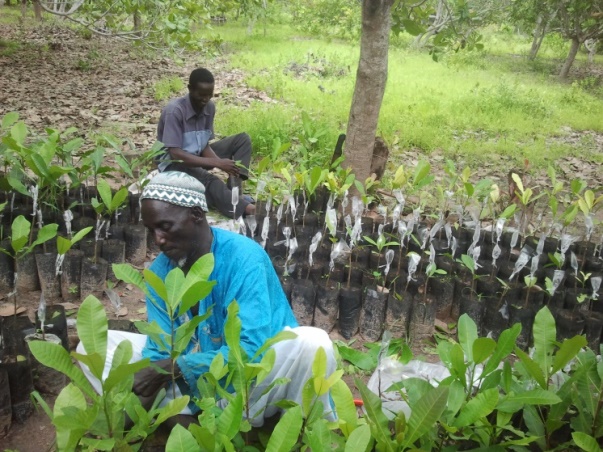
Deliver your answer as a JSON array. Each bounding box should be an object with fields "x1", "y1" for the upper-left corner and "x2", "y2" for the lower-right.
[
  {"x1": 343, "y1": 0, "x2": 394, "y2": 185},
  {"x1": 556, "y1": 0, "x2": 603, "y2": 78}
]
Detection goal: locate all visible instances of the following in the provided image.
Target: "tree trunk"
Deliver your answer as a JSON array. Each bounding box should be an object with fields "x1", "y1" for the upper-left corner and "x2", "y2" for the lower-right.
[
  {"x1": 33, "y1": 0, "x2": 42, "y2": 21},
  {"x1": 344, "y1": 0, "x2": 393, "y2": 184},
  {"x1": 559, "y1": 37, "x2": 581, "y2": 79},
  {"x1": 528, "y1": 13, "x2": 546, "y2": 60},
  {"x1": 133, "y1": 7, "x2": 141, "y2": 35}
]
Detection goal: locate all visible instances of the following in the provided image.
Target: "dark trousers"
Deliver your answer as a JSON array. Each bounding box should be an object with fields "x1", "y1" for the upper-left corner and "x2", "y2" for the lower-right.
[{"x1": 165, "y1": 132, "x2": 252, "y2": 218}]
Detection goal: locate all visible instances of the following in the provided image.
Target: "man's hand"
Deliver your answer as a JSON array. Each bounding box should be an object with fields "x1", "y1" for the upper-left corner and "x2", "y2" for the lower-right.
[
  {"x1": 213, "y1": 158, "x2": 240, "y2": 177},
  {"x1": 133, "y1": 358, "x2": 175, "y2": 398}
]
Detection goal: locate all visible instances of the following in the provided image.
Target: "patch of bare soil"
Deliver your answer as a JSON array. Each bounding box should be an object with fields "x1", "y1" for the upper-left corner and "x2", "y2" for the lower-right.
[{"x1": 0, "y1": 22, "x2": 273, "y2": 154}]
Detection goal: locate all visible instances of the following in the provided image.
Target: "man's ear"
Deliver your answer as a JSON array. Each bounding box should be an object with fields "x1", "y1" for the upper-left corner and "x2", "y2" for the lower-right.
[{"x1": 190, "y1": 206, "x2": 205, "y2": 223}]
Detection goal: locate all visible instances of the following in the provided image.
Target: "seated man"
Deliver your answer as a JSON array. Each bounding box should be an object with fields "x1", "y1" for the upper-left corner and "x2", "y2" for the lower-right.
[
  {"x1": 78, "y1": 171, "x2": 336, "y2": 426},
  {"x1": 157, "y1": 67, "x2": 255, "y2": 218}
]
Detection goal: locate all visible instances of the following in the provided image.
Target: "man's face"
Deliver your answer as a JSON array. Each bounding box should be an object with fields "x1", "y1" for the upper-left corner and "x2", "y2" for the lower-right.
[
  {"x1": 188, "y1": 82, "x2": 214, "y2": 111},
  {"x1": 141, "y1": 199, "x2": 201, "y2": 265}
]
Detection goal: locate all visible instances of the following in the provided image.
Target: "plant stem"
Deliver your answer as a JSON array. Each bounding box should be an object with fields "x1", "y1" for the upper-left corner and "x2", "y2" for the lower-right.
[{"x1": 347, "y1": 252, "x2": 352, "y2": 288}]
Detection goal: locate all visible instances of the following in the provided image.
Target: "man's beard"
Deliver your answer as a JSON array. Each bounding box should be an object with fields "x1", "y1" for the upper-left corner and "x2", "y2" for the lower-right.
[{"x1": 177, "y1": 256, "x2": 188, "y2": 268}]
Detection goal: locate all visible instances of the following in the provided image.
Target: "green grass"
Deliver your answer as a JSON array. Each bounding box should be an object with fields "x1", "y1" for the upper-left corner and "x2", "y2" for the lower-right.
[
  {"x1": 200, "y1": 22, "x2": 603, "y2": 171},
  {"x1": 152, "y1": 76, "x2": 186, "y2": 101}
]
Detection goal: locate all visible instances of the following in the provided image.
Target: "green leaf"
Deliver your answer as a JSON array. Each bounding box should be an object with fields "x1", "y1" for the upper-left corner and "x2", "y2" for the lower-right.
[
  {"x1": 572, "y1": 432, "x2": 602, "y2": 452},
  {"x1": 404, "y1": 385, "x2": 449, "y2": 447},
  {"x1": 511, "y1": 173, "x2": 524, "y2": 194},
  {"x1": 552, "y1": 335, "x2": 587, "y2": 374},
  {"x1": 458, "y1": 314, "x2": 478, "y2": 362},
  {"x1": 96, "y1": 179, "x2": 113, "y2": 211},
  {"x1": 71, "y1": 351, "x2": 105, "y2": 383},
  {"x1": 110, "y1": 187, "x2": 128, "y2": 212},
  {"x1": 532, "y1": 307, "x2": 556, "y2": 380},
  {"x1": 104, "y1": 359, "x2": 151, "y2": 393},
  {"x1": 57, "y1": 236, "x2": 71, "y2": 255},
  {"x1": 155, "y1": 396, "x2": 191, "y2": 426},
  {"x1": 497, "y1": 389, "x2": 561, "y2": 413},
  {"x1": 473, "y1": 337, "x2": 496, "y2": 365},
  {"x1": 331, "y1": 379, "x2": 358, "y2": 438},
  {"x1": 144, "y1": 267, "x2": 167, "y2": 302},
  {"x1": 187, "y1": 253, "x2": 215, "y2": 282},
  {"x1": 217, "y1": 393, "x2": 243, "y2": 440},
  {"x1": 76, "y1": 295, "x2": 108, "y2": 367},
  {"x1": 28, "y1": 341, "x2": 96, "y2": 399},
  {"x1": 11, "y1": 121, "x2": 27, "y2": 144},
  {"x1": 356, "y1": 378, "x2": 394, "y2": 450},
  {"x1": 2, "y1": 112, "x2": 19, "y2": 129},
  {"x1": 343, "y1": 423, "x2": 371, "y2": 451},
  {"x1": 401, "y1": 19, "x2": 425, "y2": 36},
  {"x1": 265, "y1": 405, "x2": 303, "y2": 452},
  {"x1": 114, "y1": 263, "x2": 146, "y2": 293},
  {"x1": 453, "y1": 388, "x2": 498, "y2": 427},
  {"x1": 413, "y1": 160, "x2": 431, "y2": 187},
  {"x1": 31, "y1": 223, "x2": 58, "y2": 249},
  {"x1": 515, "y1": 347, "x2": 547, "y2": 389},
  {"x1": 252, "y1": 330, "x2": 298, "y2": 361},
  {"x1": 71, "y1": 226, "x2": 93, "y2": 246},
  {"x1": 483, "y1": 323, "x2": 521, "y2": 375},
  {"x1": 165, "y1": 266, "x2": 186, "y2": 312},
  {"x1": 11, "y1": 215, "x2": 31, "y2": 253},
  {"x1": 165, "y1": 424, "x2": 201, "y2": 452}
]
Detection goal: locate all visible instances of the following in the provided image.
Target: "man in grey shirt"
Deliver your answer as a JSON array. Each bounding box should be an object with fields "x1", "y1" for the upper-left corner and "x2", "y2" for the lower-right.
[{"x1": 157, "y1": 68, "x2": 255, "y2": 218}]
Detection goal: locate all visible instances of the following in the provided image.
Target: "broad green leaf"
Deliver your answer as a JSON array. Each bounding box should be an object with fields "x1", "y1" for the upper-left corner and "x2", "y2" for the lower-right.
[
  {"x1": 187, "y1": 253, "x2": 215, "y2": 282},
  {"x1": 217, "y1": 393, "x2": 243, "y2": 440},
  {"x1": 53, "y1": 383, "x2": 89, "y2": 450},
  {"x1": 453, "y1": 388, "x2": 498, "y2": 427},
  {"x1": 11, "y1": 215, "x2": 31, "y2": 253},
  {"x1": 114, "y1": 263, "x2": 146, "y2": 292},
  {"x1": 32, "y1": 223, "x2": 58, "y2": 249},
  {"x1": 71, "y1": 351, "x2": 105, "y2": 383},
  {"x1": 483, "y1": 323, "x2": 521, "y2": 375},
  {"x1": 71, "y1": 226, "x2": 93, "y2": 245},
  {"x1": 572, "y1": 432, "x2": 602, "y2": 452},
  {"x1": 306, "y1": 419, "x2": 332, "y2": 452},
  {"x1": 165, "y1": 424, "x2": 201, "y2": 452},
  {"x1": 331, "y1": 379, "x2": 358, "y2": 437},
  {"x1": 77, "y1": 295, "x2": 108, "y2": 366},
  {"x1": 11, "y1": 121, "x2": 27, "y2": 144},
  {"x1": 178, "y1": 280, "x2": 215, "y2": 317},
  {"x1": 446, "y1": 380, "x2": 466, "y2": 419},
  {"x1": 497, "y1": 389, "x2": 561, "y2": 413},
  {"x1": 110, "y1": 186, "x2": 128, "y2": 212},
  {"x1": 174, "y1": 316, "x2": 206, "y2": 353},
  {"x1": 532, "y1": 307, "x2": 556, "y2": 379},
  {"x1": 265, "y1": 405, "x2": 303, "y2": 452},
  {"x1": 165, "y1": 266, "x2": 186, "y2": 312},
  {"x1": 356, "y1": 378, "x2": 394, "y2": 451},
  {"x1": 155, "y1": 396, "x2": 191, "y2": 426},
  {"x1": 2, "y1": 111, "x2": 19, "y2": 129},
  {"x1": 511, "y1": 173, "x2": 524, "y2": 194},
  {"x1": 110, "y1": 338, "x2": 134, "y2": 370},
  {"x1": 458, "y1": 314, "x2": 478, "y2": 362},
  {"x1": 473, "y1": 337, "x2": 496, "y2": 365},
  {"x1": 28, "y1": 341, "x2": 96, "y2": 399},
  {"x1": 515, "y1": 347, "x2": 547, "y2": 389},
  {"x1": 144, "y1": 267, "x2": 167, "y2": 302},
  {"x1": 552, "y1": 335, "x2": 587, "y2": 374},
  {"x1": 57, "y1": 236, "x2": 71, "y2": 255},
  {"x1": 104, "y1": 359, "x2": 151, "y2": 393},
  {"x1": 404, "y1": 385, "x2": 449, "y2": 447},
  {"x1": 189, "y1": 425, "x2": 215, "y2": 451},
  {"x1": 450, "y1": 343, "x2": 467, "y2": 381},
  {"x1": 96, "y1": 179, "x2": 113, "y2": 211},
  {"x1": 401, "y1": 19, "x2": 425, "y2": 36},
  {"x1": 313, "y1": 347, "x2": 328, "y2": 379},
  {"x1": 252, "y1": 330, "x2": 298, "y2": 360},
  {"x1": 413, "y1": 160, "x2": 430, "y2": 187}
]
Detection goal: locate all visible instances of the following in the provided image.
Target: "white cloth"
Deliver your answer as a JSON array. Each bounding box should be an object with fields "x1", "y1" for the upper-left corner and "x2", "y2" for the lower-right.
[{"x1": 77, "y1": 326, "x2": 336, "y2": 425}]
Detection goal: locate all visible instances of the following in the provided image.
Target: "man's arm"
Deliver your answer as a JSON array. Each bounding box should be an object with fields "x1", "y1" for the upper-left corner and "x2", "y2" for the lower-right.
[{"x1": 168, "y1": 146, "x2": 240, "y2": 176}]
